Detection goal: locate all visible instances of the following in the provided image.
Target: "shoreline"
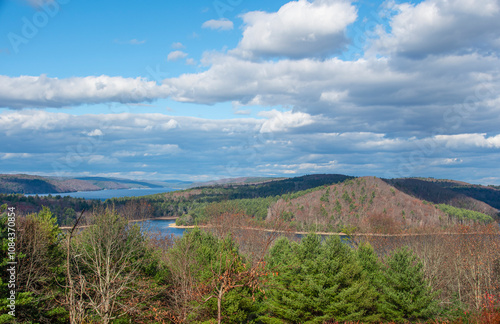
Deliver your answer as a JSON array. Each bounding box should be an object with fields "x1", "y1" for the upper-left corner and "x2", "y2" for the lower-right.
[
  {"x1": 61, "y1": 217, "x2": 500, "y2": 237},
  {"x1": 167, "y1": 222, "x2": 498, "y2": 237},
  {"x1": 167, "y1": 222, "x2": 348, "y2": 235},
  {"x1": 130, "y1": 216, "x2": 178, "y2": 222}
]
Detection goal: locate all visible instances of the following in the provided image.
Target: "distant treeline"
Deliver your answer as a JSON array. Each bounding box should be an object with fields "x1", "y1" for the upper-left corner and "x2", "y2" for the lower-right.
[{"x1": 0, "y1": 193, "x2": 100, "y2": 226}]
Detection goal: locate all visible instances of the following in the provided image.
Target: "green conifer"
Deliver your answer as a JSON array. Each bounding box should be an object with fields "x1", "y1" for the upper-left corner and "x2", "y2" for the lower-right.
[{"x1": 380, "y1": 246, "x2": 439, "y2": 322}]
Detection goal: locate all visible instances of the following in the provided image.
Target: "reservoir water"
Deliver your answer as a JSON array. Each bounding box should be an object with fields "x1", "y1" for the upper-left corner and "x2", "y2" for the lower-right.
[
  {"x1": 137, "y1": 219, "x2": 351, "y2": 242},
  {"x1": 140, "y1": 219, "x2": 186, "y2": 237},
  {"x1": 30, "y1": 187, "x2": 177, "y2": 200}
]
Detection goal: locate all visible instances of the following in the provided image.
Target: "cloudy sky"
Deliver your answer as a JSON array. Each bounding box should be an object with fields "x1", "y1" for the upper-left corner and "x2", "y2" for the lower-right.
[{"x1": 0, "y1": 0, "x2": 499, "y2": 184}]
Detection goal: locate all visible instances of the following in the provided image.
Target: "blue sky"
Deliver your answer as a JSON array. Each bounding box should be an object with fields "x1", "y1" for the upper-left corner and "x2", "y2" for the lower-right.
[{"x1": 1, "y1": 0, "x2": 500, "y2": 184}]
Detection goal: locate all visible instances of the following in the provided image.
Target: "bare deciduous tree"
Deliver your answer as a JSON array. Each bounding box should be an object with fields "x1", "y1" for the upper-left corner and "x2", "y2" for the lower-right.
[{"x1": 67, "y1": 208, "x2": 148, "y2": 324}]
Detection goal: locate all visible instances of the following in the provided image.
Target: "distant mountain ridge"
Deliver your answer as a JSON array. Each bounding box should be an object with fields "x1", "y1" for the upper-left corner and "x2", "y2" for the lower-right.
[
  {"x1": 190, "y1": 177, "x2": 286, "y2": 187},
  {"x1": 0, "y1": 174, "x2": 192, "y2": 194}
]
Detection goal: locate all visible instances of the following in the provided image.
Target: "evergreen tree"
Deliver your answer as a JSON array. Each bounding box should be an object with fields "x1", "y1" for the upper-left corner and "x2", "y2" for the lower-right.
[
  {"x1": 356, "y1": 242, "x2": 386, "y2": 320},
  {"x1": 380, "y1": 246, "x2": 439, "y2": 322},
  {"x1": 262, "y1": 234, "x2": 380, "y2": 323}
]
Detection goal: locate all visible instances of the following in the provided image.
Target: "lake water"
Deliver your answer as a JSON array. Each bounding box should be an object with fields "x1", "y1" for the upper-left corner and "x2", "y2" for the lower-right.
[
  {"x1": 140, "y1": 219, "x2": 186, "y2": 237},
  {"x1": 138, "y1": 219, "x2": 352, "y2": 242},
  {"x1": 30, "y1": 187, "x2": 177, "y2": 200}
]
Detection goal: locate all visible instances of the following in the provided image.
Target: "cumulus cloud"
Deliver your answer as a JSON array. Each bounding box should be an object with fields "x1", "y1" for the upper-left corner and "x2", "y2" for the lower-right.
[
  {"x1": 263, "y1": 160, "x2": 338, "y2": 174},
  {"x1": 1, "y1": 153, "x2": 32, "y2": 159},
  {"x1": 259, "y1": 110, "x2": 315, "y2": 133},
  {"x1": 434, "y1": 133, "x2": 500, "y2": 149},
  {"x1": 202, "y1": 19, "x2": 234, "y2": 31},
  {"x1": 167, "y1": 50, "x2": 188, "y2": 61},
  {"x1": 0, "y1": 75, "x2": 172, "y2": 109},
  {"x1": 235, "y1": 0, "x2": 357, "y2": 59},
  {"x1": 372, "y1": 0, "x2": 500, "y2": 59},
  {"x1": 164, "y1": 53, "x2": 500, "y2": 135},
  {"x1": 431, "y1": 158, "x2": 463, "y2": 165},
  {"x1": 86, "y1": 129, "x2": 104, "y2": 137}
]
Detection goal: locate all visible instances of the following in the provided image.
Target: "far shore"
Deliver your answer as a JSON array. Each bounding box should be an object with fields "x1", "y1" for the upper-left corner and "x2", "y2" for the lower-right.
[
  {"x1": 167, "y1": 222, "x2": 349, "y2": 236},
  {"x1": 61, "y1": 217, "x2": 499, "y2": 237},
  {"x1": 129, "y1": 216, "x2": 178, "y2": 222},
  {"x1": 167, "y1": 222, "x2": 498, "y2": 237}
]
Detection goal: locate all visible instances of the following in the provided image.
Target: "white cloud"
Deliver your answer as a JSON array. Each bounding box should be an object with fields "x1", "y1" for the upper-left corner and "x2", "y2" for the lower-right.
[
  {"x1": 86, "y1": 129, "x2": 103, "y2": 136},
  {"x1": 202, "y1": 19, "x2": 234, "y2": 31},
  {"x1": 434, "y1": 133, "x2": 500, "y2": 149},
  {"x1": 161, "y1": 119, "x2": 179, "y2": 130},
  {"x1": 320, "y1": 90, "x2": 348, "y2": 103},
  {"x1": 235, "y1": 0, "x2": 357, "y2": 59},
  {"x1": 167, "y1": 51, "x2": 188, "y2": 61},
  {"x1": 259, "y1": 109, "x2": 314, "y2": 133},
  {"x1": 1, "y1": 153, "x2": 32, "y2": 159},
  {"x1": 0, "y1": 75, "x2": 172, "y2": 109},
  {"x1": 260, "y1": 160, "x2": 338, "y2": 174},
  {"x1": 431, "y1": 158, "x2": 463, "y2": 165},
  {"x1": 112, "y1": 151, "x2": 137, "y2": 158},
  {"x1": 164, "y1": 51, "x2": 500, "y2": 134},
  {"x1": 372, "y1": 0, "x2": 500, "y2": 58}
]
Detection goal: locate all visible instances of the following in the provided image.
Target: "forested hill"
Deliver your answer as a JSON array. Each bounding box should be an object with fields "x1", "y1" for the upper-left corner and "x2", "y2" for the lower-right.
[
  {"x1": 385, "y1": 178, "x2": 499, "y2": 217},
  {"x1": 419, "y1": 177, "x2": 500, "y2": 210},
  {"x1": 0, "y1": 174, "x2": 191, "y2": 194},
  {"x1": 261, "y1": 177, "x2": 496, "y2": 234}
]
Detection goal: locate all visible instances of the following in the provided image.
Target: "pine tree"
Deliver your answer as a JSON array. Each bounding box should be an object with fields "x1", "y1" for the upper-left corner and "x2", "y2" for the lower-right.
[
  {"x1": 380, "y1": 246, "x2": 439, "y2": 322},
  {"x1": 262, "y1": 234, "x2": 380, "y2": 323},
  {"x1": 356, "y1": 242, "x2": 386, "y2": 321}
]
